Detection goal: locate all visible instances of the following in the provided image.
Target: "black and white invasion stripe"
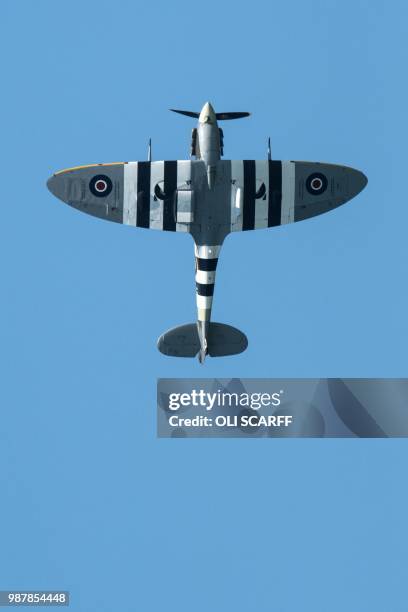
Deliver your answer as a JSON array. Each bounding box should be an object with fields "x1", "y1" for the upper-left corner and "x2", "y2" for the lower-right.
[
  {"x1": 123, "y1": 161, "x2": 192, "y2": 231},
  {"x1": 194, "y1": 245, "x2": 221, "y2": 322},
  {"x1": 229, "y1": 160, "x2": 294, "y2": 230},
  {"x1": 124, "y1": 160, "x2": 295, "y2": 232}
]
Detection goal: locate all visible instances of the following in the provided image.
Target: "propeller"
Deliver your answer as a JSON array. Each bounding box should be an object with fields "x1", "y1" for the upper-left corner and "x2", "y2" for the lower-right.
[{"x1": 170, "y1": 109, "x2": 250, "y2": 120}]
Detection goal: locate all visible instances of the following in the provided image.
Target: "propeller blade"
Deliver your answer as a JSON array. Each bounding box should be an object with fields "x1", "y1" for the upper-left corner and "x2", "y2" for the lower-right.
[
  {"x1": 170, "y1": 109, "x2": 200, "y2": 118},
  {"x1": 215, "y1": 112, "x2": 250, "y2": 120}
]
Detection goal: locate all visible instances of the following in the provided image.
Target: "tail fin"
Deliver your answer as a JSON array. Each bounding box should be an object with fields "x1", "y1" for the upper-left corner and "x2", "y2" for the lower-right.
[
  {"x1": 170, "y1": 109, "x2": 250, "y2": 121},
  {"x1": 157, "y1": 323, "x2": 248, "y2": 360}
]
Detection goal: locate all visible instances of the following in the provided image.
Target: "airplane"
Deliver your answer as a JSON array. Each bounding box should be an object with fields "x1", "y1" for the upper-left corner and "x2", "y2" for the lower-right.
[{"x1": 47, "y1": 101, "x2": 367, "y2": 363}]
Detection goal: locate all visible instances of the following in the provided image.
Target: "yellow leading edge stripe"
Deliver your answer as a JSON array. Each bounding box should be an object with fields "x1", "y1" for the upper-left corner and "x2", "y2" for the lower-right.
[{"x1": 54, "y1": 162, "x2": 126, "y2": 175}]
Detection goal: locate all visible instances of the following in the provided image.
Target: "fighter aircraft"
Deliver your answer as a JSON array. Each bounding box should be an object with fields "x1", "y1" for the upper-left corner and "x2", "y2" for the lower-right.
[{"x1": 47, "y1": 102, "x2": 367, "y2": 363}]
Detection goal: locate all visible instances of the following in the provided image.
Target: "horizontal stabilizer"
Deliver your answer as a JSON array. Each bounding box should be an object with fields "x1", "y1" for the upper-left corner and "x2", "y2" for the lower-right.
[
  {"x1": 207, "y1": 323, "x2": 248, "y2": 356},
  {"x1": 157, "y1": 323, "x2": 200, "y2": 358},
  {"x1": 157, "y1": 323, "x2": 248, "y2": 358}
]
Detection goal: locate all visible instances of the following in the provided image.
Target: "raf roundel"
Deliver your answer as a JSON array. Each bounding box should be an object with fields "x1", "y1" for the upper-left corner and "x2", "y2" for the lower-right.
[
  {"x1": 89, "y1": 174, "x2": 113, "y2": 198},
  {"x1": 306, "y1": 172, "x2": 328, "y2": 196}
]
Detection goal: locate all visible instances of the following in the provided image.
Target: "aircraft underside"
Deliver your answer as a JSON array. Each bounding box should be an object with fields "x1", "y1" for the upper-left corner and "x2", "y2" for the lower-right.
[{"x1": 47, "y1": 102, "x2": 367, "y2": 362}]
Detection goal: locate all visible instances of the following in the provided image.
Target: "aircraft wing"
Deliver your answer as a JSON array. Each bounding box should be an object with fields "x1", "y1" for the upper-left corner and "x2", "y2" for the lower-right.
[
  {"x1": 229, "y1": 160, "x2": 367, "y2": 232},
  {"x1": 47, "y1": 159, "x2": 367, "y2": 235},
  {"x1": 47, "y1": 161, "x2": 196, "y2": 233}
]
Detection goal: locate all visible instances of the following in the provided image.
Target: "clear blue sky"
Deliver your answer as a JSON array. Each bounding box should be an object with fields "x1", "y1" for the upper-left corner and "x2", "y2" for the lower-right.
[{"x1": 1, "y1": 0, "x2": 407, "y2": 610}]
